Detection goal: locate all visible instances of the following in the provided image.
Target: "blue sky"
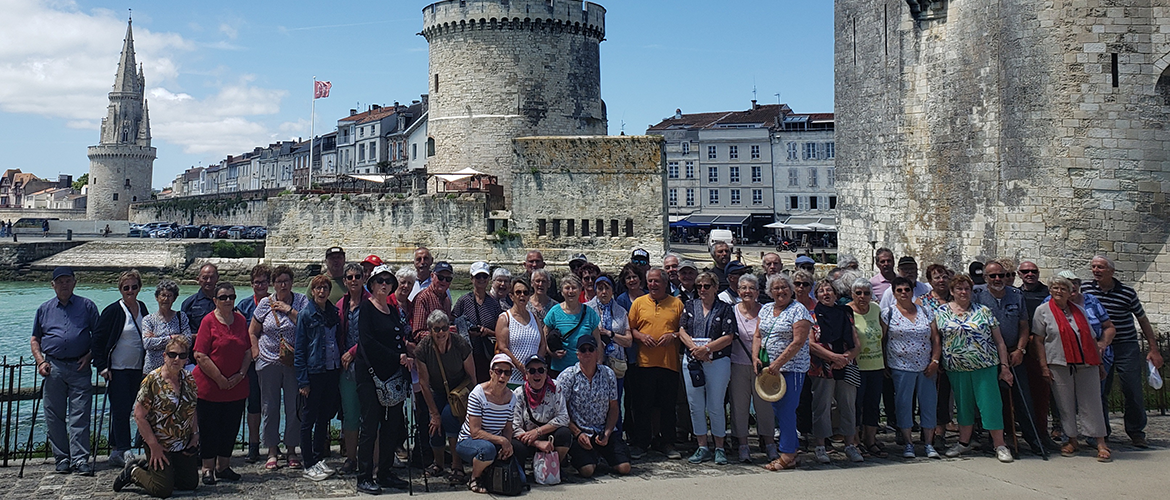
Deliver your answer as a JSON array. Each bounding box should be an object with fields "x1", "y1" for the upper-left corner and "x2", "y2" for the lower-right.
[{"x1": 0, "y1": 0, "x2": 834, "y2": 188}]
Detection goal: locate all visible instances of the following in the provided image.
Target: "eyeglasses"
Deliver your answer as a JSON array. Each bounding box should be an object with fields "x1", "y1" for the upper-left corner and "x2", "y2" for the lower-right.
[
  {"x1": 793, "y1": 281, "x2": 812, "y2": 288},
  {"x1": 274, "y1": 279, "x2": 292, "y2": 286},
  {"x1": 853, "y1": 290, "x2": 871, "y2": 296},
  {"x1": 894, "y1": 288, "x2": 912, "y2": 294},
  {"x1": 578, "y1": 345, "x2": 596, "y2": 353},
  {"x1": 345, "y1": 274, "x2": 363, "y2": 281},
  {"x1": 372, "y1": 277, "x2": 394, "y2": 285},
  {"x1": 492, "y1": 368, "x2": 513, "y2": 377},
  {"x1": 252, "y1": 280, "x2": 269, "y2": 286},
  {"x1": 121, "y1": 283, "x2": 140, "y2": 292},
  {"x1": 527, "y1": 367, "x2": 546, "y2": 375},
  {"x1": 1019, "y1": 269, "x2": 1039, "y2": 275},
  {"x1": 436, "y1": 275, "x2": 453, "y2": 283},
  {"x1": 312, "y1": 285, "x2": 330, "y2": 291},
  {"x1": 696, "y1": 283, "x2": 714, "y2": 290},
  {"x1": 430, "y1": 325, "x2": 448, "y2": 332},
  {"x1": 513, "y1": 289, "x2": 532, "y2": 296},
  {"x1": 165, "y1": 351, "x2": 189, "y2": 359},
  {"x1": 986, "y1": 273, "x2": 1007, "y2": 279},
  {"x1": 473, "y1": 274, "x2": 489, "y2": 279},
  {"x1": 216, "y1": 294, "x2": 236, "y2": 301}
]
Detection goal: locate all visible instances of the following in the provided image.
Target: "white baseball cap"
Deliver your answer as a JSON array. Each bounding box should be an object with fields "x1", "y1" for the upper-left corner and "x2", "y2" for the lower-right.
[{"x1": 470, "y1": 261, "x2": 491, "y2": 277}]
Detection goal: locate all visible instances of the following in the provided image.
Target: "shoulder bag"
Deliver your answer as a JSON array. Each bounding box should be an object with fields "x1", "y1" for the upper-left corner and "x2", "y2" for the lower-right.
[
  {"x1": 485, "y1": 457, "x2": 528, "y2": 495},
  {"x1": 361, "y1": 341, "x2": 409, "y2": 407},
  {"x1": 547, "y1": 307, "x2": 587, "y2": 354},
  {"x1": 434, "y1": 344, "x2": 472, "y2": 420}
]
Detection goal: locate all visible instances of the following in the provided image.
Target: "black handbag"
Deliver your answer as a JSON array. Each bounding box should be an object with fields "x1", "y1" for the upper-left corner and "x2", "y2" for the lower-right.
[{"x1": 485, "y1": 457, "x2": 528, "y2": 496}]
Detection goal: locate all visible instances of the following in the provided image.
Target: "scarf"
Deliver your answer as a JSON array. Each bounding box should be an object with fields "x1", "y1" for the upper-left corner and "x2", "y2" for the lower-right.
[
  {"x1": 524, "y1": 377, "x2": 556, "y2": 409},
  {"x1": 1048, "y1": 300, "x2": 1100, "y2": 366}
]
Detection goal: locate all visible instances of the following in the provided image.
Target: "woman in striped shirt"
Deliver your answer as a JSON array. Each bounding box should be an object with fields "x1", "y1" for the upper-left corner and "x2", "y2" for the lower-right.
[{"x1": 456, "y1": 353, "x2": 517, "y2": 493}]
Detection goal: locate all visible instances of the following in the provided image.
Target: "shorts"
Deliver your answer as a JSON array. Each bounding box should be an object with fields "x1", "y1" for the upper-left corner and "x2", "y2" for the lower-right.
[{"x1": 568, "y1": 433, "x2": 631, "y2": 470}]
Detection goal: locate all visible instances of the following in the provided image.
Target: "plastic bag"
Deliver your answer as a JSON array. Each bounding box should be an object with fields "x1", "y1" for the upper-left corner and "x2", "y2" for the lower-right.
[
  {"x1": 1149, "y1": 360, "x2": 1164, "y2": 390},
  {"x1": 533, "y1": 448, "x2": 561, "y2": 485}
]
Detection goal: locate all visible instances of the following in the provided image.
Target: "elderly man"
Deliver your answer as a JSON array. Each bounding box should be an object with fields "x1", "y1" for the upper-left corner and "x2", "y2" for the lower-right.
[
  {"x1": 708, "y1": 241, "x2": 733, "y2": 292},
  {"x1": 762, "y1": 252, "x2": 784, "y2": 277},
  {"x1": 663, "y1": 253, "x2": 682, "y2": 296},
  {"x1": 558, "y1": 337, "x2": 631, "y2": 477},
  {"x1": 525, "y1": 250, "x2": 562, "y2": 302},
  {"x1": 1081, "y1": 255, "x2": 1164, "y2": 448},
  {"x1": 869, "y1": 248, "x2": 897, "y2": 303},
  {"x1": 974, "y1": 260, "x2": 1043, "y2": 456},
  {"x1": 1017, "y1": 261, "x2": 1048, "y2": 319},
  {"x1": 411, "y1": 261, "x2": 454, "y2": 341},
  {"x1": 878, "y1": 256, "x2": 932, "y2": 310},
  {"x1": 181, "y1": 264, "x2": 218, "y2": 333},
  {"x1": 408, "y1": 247, "x2": 435, "y2": 301},
  {"x1": 675, "y1": 260, "x2": 700, "y2": 303},
  {"x1": 718, "y1": 261, "x2": 751, "y2": 304},
  {"x1": 324, "y1": 246, "x2": 347, "y2": 302},
  {"x1": 31, "y1": 267, "x2": 100, "y2": 475},
  {"x1": 627, "y1": 268, "x2": 685, "y2": 459}
]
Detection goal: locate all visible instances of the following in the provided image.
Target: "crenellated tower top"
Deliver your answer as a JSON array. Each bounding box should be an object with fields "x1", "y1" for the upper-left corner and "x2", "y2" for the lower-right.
[{"x1": 421, "y1": 0, "x2": 605, "y2": 42}]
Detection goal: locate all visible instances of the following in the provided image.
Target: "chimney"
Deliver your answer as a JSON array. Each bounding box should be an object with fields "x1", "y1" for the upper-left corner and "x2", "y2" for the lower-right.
[
  {"x1": 674, "y1": 108, "x2": 682, "y2": 119},
  {"x1": 752, "y1": 99, "x2": 758, "y2": 110},
  {"x1": 350, "y1": 109, "x2": 357, "y2": 116},
  {"x1": 371, "y1": 104, "x2": 380, "y2": 111}
]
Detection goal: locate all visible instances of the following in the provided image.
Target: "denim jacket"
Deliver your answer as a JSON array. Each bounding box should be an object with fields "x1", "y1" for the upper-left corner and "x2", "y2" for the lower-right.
[{"x1": 295, "y1": 299, "x2": 341, "y2": 388}]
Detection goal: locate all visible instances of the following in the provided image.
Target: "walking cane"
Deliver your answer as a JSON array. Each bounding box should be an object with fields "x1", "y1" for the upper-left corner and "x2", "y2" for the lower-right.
[
  {"x1": 19, "y1": 375, "x2": 42, "y2": 478},
  {"x1": 1008, "y1": 364, "x2": 1049, "y2": 460},
  {"x1": 1005, "y1": 380, "x2": 1020, "y2": 456}
]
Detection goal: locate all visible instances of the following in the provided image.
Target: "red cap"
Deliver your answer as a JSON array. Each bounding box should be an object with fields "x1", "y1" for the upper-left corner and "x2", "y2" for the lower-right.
[{"x1": 363, "y1": 255, "x2": 383, "y2": 266}]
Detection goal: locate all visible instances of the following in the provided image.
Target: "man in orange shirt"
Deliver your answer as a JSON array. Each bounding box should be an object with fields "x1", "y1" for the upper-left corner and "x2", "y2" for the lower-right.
[{"x1": 627, "y1": 268, "x2": 684, "y2": 459}]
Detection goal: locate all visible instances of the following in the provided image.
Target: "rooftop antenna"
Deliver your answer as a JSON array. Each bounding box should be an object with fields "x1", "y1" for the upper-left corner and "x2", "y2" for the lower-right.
[
  {"x1": 752, "y1": 78, "x2": 758, "y2": 102},
  {"x1": 128, "y1": 8, "x2": 131, "y2": 22}
]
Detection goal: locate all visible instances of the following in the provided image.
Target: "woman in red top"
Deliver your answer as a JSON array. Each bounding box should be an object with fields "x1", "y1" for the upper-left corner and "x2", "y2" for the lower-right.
[{"x1": 193, "y1": 282, "x2": 252, "y2": 485}]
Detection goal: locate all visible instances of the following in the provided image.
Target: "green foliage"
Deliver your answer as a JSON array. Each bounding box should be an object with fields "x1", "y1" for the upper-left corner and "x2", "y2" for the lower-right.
[
  {"x1": 492, "y1": 228, "x2": 520, "y2": 242},
  {"x1": 72, "y1": 173, "x2": 89, "y2": 191},
  {"x1": 211, "y1": 241, "x2": 256, "y2": 258},
  {"x1": 151, "y1": 195, "x2": 248, "y2": 219},
  {"x1": 320, "y1": 194, "x2": 332, "y2": 201},
  {"x1": 446, "y1": 193, "x2": 458, "y2": 199},
  {"x1": 395, "y1": 193, "x2": 406, "y2": 199},
  {"x1": 278, "y1": 189, "x2": 293, "y2": 196}
]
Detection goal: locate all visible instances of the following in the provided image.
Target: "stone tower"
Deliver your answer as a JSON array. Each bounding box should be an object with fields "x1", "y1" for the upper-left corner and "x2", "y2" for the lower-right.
[
  {"x1": 87, "y1": 19, "x2": 156, "y2": 220},
  {"x1": 421, "y1": 0, "x2": 608, "y2": 206},
  {"x1": 834, "y1": 1, "x2": 1170, "y2": 327}
]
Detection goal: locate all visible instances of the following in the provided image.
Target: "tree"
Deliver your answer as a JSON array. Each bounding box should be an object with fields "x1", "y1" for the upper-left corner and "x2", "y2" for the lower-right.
[{"x1": 72, "y1": 173, "x2": 89, "y2": 191}]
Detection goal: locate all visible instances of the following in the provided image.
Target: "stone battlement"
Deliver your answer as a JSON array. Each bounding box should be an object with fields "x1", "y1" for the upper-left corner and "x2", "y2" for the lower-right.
[
  {"x1": 86, "y1": 144, "x2": 156, "y2": 159},
  {"x1": 422, "y1": 0, "x2": 605, "y2": 41}
]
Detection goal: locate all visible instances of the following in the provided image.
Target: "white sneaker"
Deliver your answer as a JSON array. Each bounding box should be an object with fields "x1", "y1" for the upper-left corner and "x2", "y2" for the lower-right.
[
  {"x1": 995, "y1": 446, "x2": 1014, "y2": 463},
  {"x1": 844, "y1": 444, "x2": 864, "y2": 463},
  {"x1": 902, "y1": 444, "x2": 916, "y2": 458},
  {"x1": 304, "y1": 461, "x2": 334, "y2": 481},
  {"x1": 318, "y1": 461, "x2": 336, "y2": 476},
  {"x1": 814, "y1": 446, "x2": 831, "y2": 464},
  {"x1": 945, "y1": 442, "x2": 973, "y2": 458},
  {"x1": 925, "y1": 445, "x2": 941, "y2": 459}
]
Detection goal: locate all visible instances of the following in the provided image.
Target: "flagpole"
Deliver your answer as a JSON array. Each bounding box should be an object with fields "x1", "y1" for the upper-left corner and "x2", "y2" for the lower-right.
[{"x1": 309, "y1": 76, "x2": 316, "y2": 191}]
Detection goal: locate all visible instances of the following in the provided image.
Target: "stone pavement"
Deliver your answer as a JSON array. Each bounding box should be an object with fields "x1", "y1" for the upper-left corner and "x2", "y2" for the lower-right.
[{"x1": 2, "y1": 414, "x2": 1166, "y2": 500}]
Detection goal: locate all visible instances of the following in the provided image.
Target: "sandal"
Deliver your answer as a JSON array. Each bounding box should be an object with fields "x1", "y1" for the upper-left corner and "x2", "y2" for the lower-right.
[
  {"x1": 265, "y1": 456, "x2": 280, "y2": 470},
  {"x1": 763, "y1": 455, "x2": 797, "y2": 471},
  {"x1": 287, "y1": 455, "x2": 303, "y2": 469},
  {"x1": 468, "y1": 477, "x2": 488, "y2": 494},
  {"x1": 1060, "y1": 442, "x2": 1079, "y2": 457},
  {"x1": 448, "y1": 468, "x2": 466, "y2": 484},
  {"x1": 424, "y1": 464, "x2": 445, "y2": 477},
  {"x1": 1096, "y1": 447, "x2": 1112, "y2": 463},
  {"x1": 866, "y1": 444, "x2": 888, "y2": 458}
]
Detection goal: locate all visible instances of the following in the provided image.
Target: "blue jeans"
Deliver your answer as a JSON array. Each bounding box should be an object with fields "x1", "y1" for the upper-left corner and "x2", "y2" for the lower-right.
[
  {"x1": 890, "y1": 369, "x2": 938, "y2": 430},
  {"x1": 44, "y1": 357, "x2": 93, "y2": 464},
  {"x1": 456, "y1": 438, "x2": 499, "y2": 463},
  {"x1": 683, "y1": 357, "x2": 732, "y2": 437},
  {"x1": 769, "y1": 372, "x2": 805, "y2": 454},
  {"x1": 1102, "y1": 342, "x2": 1147, "y2": 439}
]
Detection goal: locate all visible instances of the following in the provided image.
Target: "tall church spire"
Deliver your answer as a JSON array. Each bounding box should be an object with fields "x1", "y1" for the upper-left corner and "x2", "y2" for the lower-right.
[{"x1": 112, "y1": 19, "x2": 140, "y2": 94}]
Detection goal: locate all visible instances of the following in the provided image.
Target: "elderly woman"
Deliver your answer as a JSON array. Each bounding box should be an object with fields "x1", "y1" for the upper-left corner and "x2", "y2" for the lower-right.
[
  {"x1": 614, "y1": 263, "x2": 646, "y2": 312},
  {"x1": 544, "y1": 275, "x2": 602, "y2": 377},
  {"x1": 497, "y1": 277, "x2": 546, "y2": 388},
  {"x1": 527, "y1": 269, "x2": 559, "y2": 323},
  {"x1": 490, "y1": 268, "x2": 513, "y2": 309},
  {"x1": 192, "y1": 282, "x2": 251, "y2": 484},
  {"x1": 584, "y1": 275, "x2": 631, "y2": 415},
  {"x1": 392, "y1": 267, "x2": 416, "y2": 330},
  {"x1": 678, "y1": 271, "x2": 735, "y2": 464},
  {"x1": 510, "y1": 356, "x2": 571, "y2": 468},
  {"x1": 355, "y1": 265, "x2": 411, "y2": 494},
  {"x1": 248, "y1": 265, "x2": 309, "y2": 469},
  {"x1": 295, "y1": 275, "x2": 343, "y2": 480},
  {"x1": 882, "y1": 277, "x2": 942, "y2": 459},
  {"x1": 455, "y1": 262, "x2": 502, "y2": 384},
  {"x1": 416, "y1": 309, "x2": 476, "y2": 481},
  {"x1": 792, "y1": 270, "x2": 817, "y2": 312},
  {"x1": 752, "y1": 274, "x2": 812, "y2": 471},
  {"x1": 113, "y1": 336, "x2": 200, "y2": 498},
  {"x1": 142, "y1": 280, "x2": 192, "y2": 374},
  {"x1": 729, "y1": 273, "x2": 777, "y2": 462},
  {"x1": 1032, "y1": 276, "x2": 1111, "y2": 462},
  {"x1": 456, "y1": 354, "x2": 517, "y2": 494},
  {"x1": 577, "y1": 262, "x2": 600, "y2": 303},
  {"x1": 808, "y1": 279, "x2": 862, "y2": 464},
  {"x1": 236, "y1": 264, "x2": 271, "y2": 464},
  {"x1": 93, "y1": 269, "x2": 149, "y2": 467},
  {"x1": 917, "y1": 264, "x2": 952, "y2": 449},
  {"x1": 936, "y1": 274, "x2": 1015, "y2": 463},
  {"x1": 336, "y1": 262, "x2": 368, "y2": 475},
  {"x1": 848, "y1": 278, "x2": 886, "y2": 458}
]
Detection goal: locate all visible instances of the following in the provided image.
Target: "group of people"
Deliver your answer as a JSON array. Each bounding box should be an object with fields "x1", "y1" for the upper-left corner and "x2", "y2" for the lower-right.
[
  {"x1": 27, "y1": 242, "x2": 1164, "y2": 497},
  {"x1": 0, "y1": 219, "x2": 14, "y2": 237}
]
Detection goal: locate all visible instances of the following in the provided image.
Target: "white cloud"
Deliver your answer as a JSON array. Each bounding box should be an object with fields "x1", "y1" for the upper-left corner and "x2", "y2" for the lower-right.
[
  {"x1": 218, "y1": 23, "x2": 238, "y2": 39},
  {"x1": 148, "y1": 80, "x2": 287, "y2": 155}
]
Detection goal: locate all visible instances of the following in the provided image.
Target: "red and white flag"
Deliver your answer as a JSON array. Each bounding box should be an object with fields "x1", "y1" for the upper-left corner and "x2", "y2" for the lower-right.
[{"x1": 314, "y1": 80, "x2": 332, "y2": 99}]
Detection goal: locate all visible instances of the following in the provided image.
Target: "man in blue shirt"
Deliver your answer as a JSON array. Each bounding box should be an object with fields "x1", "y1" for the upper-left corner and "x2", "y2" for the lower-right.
[
  {"x1": 181, "y1": 263, "x2": 218, "y2": 334},
  {"x1": 30, "y1": 266, "x2": 100, "y2": 475}
]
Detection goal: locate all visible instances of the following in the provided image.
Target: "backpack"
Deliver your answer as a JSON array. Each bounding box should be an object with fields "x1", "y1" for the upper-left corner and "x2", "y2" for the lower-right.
[{"x1": 484, "y1": 457, "x2": 529, "y2": 496}]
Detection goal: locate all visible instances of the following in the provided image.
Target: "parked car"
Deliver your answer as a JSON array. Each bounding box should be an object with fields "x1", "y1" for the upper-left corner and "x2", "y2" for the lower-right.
[{"x1": 129, "y1": 224, "x2": 145, "y2": 238}]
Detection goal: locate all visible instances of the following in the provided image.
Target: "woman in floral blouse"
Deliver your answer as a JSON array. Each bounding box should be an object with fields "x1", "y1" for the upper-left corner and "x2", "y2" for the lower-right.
[
  {"x1": 752, "y1": 274, "x2": 811, "y2": 471},
  {"x1": 934, "y1": 274, "x2": 1014, "y2": 463}
]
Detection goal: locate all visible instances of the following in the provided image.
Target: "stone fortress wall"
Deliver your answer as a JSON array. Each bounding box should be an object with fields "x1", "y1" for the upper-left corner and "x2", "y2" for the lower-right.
[
  {"x1": 422, "y1": 0, "x2": 608, "y2": 207},
  {"x1": 834, "y1": 0, "x2": 1170, "y2": 327}
]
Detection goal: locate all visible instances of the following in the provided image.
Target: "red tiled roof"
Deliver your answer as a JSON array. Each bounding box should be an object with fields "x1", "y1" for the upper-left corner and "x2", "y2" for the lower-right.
[
  {"x1": 339, "y1": 106, "x2": 398, "y2": 124},
  {"x1": 647, "y1": 104, "x2": 789, "y2": 131}
]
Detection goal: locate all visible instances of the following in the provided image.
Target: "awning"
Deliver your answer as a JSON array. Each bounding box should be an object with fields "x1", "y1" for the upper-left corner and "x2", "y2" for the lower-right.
[
  {"x1": 684, "y1": 214, "x2": 751, "y2": 226},
  {"x1": 671, "y1": 219, "x2": 700, "y2": 228},
  {"x1": 346, "y1": 174, "x2": 394, "y2": 183},
  {"x1": 432, "y1": 167, "x2": 487, "y2": 183}
]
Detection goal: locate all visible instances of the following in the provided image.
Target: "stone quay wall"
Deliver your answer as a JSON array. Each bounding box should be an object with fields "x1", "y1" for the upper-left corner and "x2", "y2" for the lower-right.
[
  {"x1": 128, "y1": 197, "x2": 270, "y2": 226},
  {"x1": 835, "y1": 1, "x2": 1170, "y2": 328}
]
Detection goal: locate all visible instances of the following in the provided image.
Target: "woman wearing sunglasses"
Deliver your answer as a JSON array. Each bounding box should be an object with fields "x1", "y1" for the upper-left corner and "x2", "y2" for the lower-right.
[
  {"x1": 142, "y1": 280, "x2": 192, "y2": 374},
  {"x1": 456, "y1": 353, "x2": 517, "y2": 494},
  {"x1": 728, "y1": 273, "x2": 777, "y2": 463},
  {"x1": 295, "y1": 275, "x2": 344, "y2": 481},
  {"x1": 678, "y1": 272, "x2": 735, "y2": 465},
  {"x1": 497, "y1": 277, "x2": 547, "y2": 389},
  {"x1": 882, "y1": 277, "x2": 942, "y2": 459},
  {"x1": 334, "y1": 263, "x2": 369, "y2": 475},
  {"x1": 113, "y1": 336, "x2": 200, "y2": 497},
  {"x1": 92, "y1": 269, "x2": 149, "y2": 468},
  {"x1": 192, "y1": 282, "x2": 252, "y2": 485},
  {"x1": 416, "y1": 309, "x2": 476, "y2": 482},
  {"x1": 509, "y1": 355, "x2": 571, "y2": 471},
  {"x1": 849, "y1": 278, "x2": 886, "y2": 458}
]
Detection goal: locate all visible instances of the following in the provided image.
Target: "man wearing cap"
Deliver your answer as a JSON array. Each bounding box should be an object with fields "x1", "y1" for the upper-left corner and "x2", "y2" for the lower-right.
[
  {"x1": 557, "y1": 336, "x2": 631, "y2": 477},
  {"x1": 181, "y1": 263, "x2": 219, "y2": 335},
  {"x1": 569, "y1": 253, "x2": 589, "y2": 276},
  {"x1": 453, "y1": 261, "x2": 501, "y2": 382},
  {"x1": 878, "y1": 257, "x2": 933, "y2": 310},
  {"x1": 627, "y1": 268, "x2": 685, "y2": 459},
  {"x1": 411, "y1": 261, "x2": 454, "y2": 340},
  {"x1": 707, "y1": 241, "x2": 733, "y2": 292},
  {"x1": 869, "y1": 248, "x2": 897, "y2": 303},
  {"x1": 1081, "y1": 255, "x2": 1163, "y2": 448},
  {"x1": 360, "y1": 255, "x2": 382, "y2": 281},
  {"x1": 409, "y1": 247, "x2": 434, "y2": 301},
  {"x1": 324, "y1": 246, "x2": 348, "y2": 303},
  {"x1": 30, "y1": 267, "x2": 100, "y2": 475},
  {"x1": 969, "y1": 261, "x2": 986, "y2": 286},
  {"x1": 718, "y1": 261, "x2": 751, "y2": 305}
]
